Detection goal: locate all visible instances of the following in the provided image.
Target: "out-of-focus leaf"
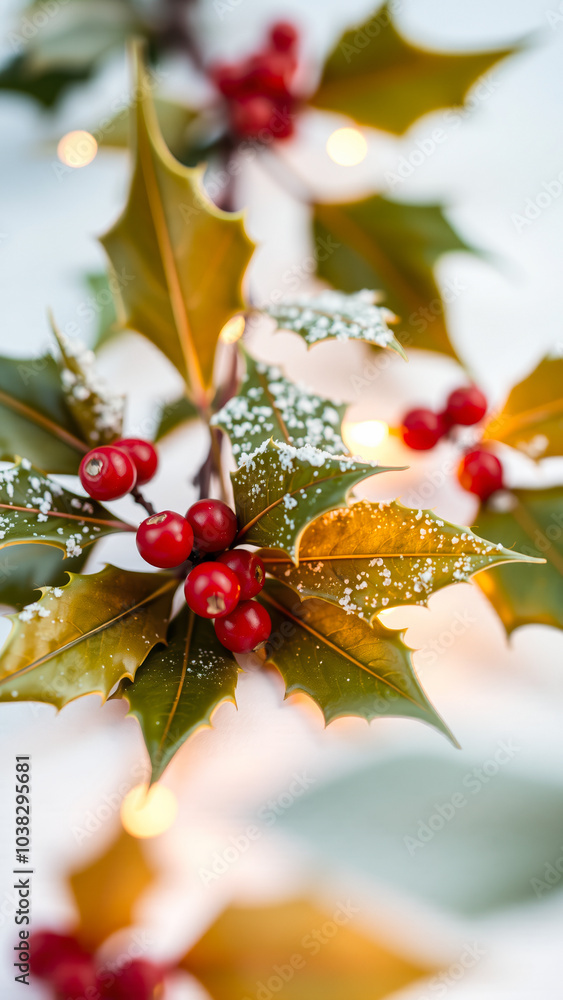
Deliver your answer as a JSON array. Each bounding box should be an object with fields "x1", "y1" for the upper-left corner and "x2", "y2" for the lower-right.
[
  {"x1": 311, "y1": 3, "x2": 516, "y2": 135},
  {"x1": 281, "y1": 755, "x2": 563, "y2": 916},
  {"x1": 182, "y1": 898, "x2": 436, "y2": 1000},
  {"x1": 0, "y1": 353, "x2": 87, "y2": 473},
  {"x1": 99, "y1": 97, "x2": 199, "y2": 161},
  {"x1": 51, "y1": 322, "x2": 124, "y2": 446},
  {"x1": 0, "y1": 54, "x2": 92, "y2": 108},
  {"x1": 121, "y1": 608, "x2": 238, "y2": 781},
  {"x1": 261, "y1": 500, "x2": 535, "y2": 619},
  {"x1": 84, "y1": 273, "x2": 121, "y2": 351},
  {"x1": 213, "y1": 350, "x2": 348, "y2": 460},
  {"x1": 483, "y1": 356, "x2": 563, "y2": 459},
  {"x1": 266, "y1": 289, "x2": 405, "y2": 357},
  {"x1": 70, "y1": 831, "x2": 154, "y2": 950},
  {"x1": 154, "y1": 395, "x2": 199, "y2": 441},
  {"x1": 0, "y1": 460, "x2": 128, "y2": 563},
  {"x1": 232, "y1": 440, "x2": 393, "y2": 561},
  {"x1": 101, "y1": 43, "x2": 254, "y2": 402},
  {"x1": 314, "y1": 196, "x2": 471, "y2": 357},
  {"x1": 474, "y1": 488, "x2": 561, "y2": 632},
  {"x1": 0, "y1": 545, "x2": 87, "y2": 612},
  {"x1": 0, "y1": 566, "x2": 176, "y2": 707},
  {"x1": 259, "y1": 581, "x2": 454, "y2": 741}
]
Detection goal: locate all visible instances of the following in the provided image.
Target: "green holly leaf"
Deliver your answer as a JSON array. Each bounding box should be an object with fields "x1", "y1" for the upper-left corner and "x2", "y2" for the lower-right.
[
  {"x1": 0, "y1": 460, "x2": 129, "y2": 563},
  {"x1": 311, "y1": 3, "x2": 516, "y2": 135},
  {"x1": 314, "y1": 196, "x2": 471, "y2": 357},
  {"x1": 0, "y1": 54, "x2": 93, "y2": 109},
  {"x1": 473, "y1": 488, "x2": 560, "y2": 632},
  {"x1": 212, "y1": 351, "x2": 348, "y2": 460},
  {"x1": 483, "y1": 357, "x2": 563, "y2": 459},
  {"x1": 0, "y1": 545, "x2": 87, "y2": 613},
  {"x1": 100, "y1": 97, "x2": 199, "y2": 163},
  {"x1": 266, "y1": 290, "x2": 405, "y2": 357},
  {"x1": 84, "y1": 273, "x2": 121, "y2": 351},
  {"x1": 0, "y1": 566, "x2": 176, "y2": 707},
  {"x1": 261, "y1": 499, "x2": 534, "y2": 619},
  {"x1": 259, "y1": 581, "x2": 455, "y2": 741},
  {"x1": 0, "y1": 353, "x2": 87, "y2": 473},
  {"x1": 51, "y1": 322, "x2": 124, "y2": 446},
  {"x1": 101, "y1": 42, "x2": 255, "y2": 403},
  {"x1": 120, "y1": 608, "x2": 238, "y2": 781},
  {"x1": 154, "y1": 395, "x2": 199, "y2": 441},
  {"x1": 232, "y1": 440, "x2": 395, "y2": 561}
]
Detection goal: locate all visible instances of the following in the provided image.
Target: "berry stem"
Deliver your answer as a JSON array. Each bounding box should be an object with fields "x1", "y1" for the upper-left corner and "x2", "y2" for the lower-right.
[{"x1": 131, "y1": 486, "x2": 157, "y2": 517}]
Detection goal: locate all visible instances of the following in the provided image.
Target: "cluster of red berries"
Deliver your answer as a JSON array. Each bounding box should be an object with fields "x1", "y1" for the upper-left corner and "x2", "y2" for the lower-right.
[
  {"x1": 28, "y1": 929, "x2": 163, "y2": 1000},
  {"x1": 79, "y1": 442, "x2": 271, "y2": 653},
  {"x1": 400, "y1": 385, "x2": 504, "y2": 501},
  {"x1": 211, "y1": 21, "x2": 299, "y2": 139}
]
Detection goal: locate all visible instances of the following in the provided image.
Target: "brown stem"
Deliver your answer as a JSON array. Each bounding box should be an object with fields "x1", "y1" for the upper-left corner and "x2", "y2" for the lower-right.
[{"x1": 131, "y1": 486, "x2": 157, "y2": 517}]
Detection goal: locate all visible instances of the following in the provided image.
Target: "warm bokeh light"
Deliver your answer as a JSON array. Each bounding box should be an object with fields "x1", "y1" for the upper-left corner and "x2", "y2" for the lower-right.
[
  {"x1": 57, "y1": 130, "x2": 98, "y2": 168},
  {"x1": 326, "y1": 127, "x2": 368, "y2": 166},
  {"x1": 343, "y1": 419, "x2": 389, "y2": 459},
  {"x1": 220, "y1": 315, "x2": 246, "y2": 344},
  {"x1": 120, "y1": 783, "x2": 178, "y2": 838}
]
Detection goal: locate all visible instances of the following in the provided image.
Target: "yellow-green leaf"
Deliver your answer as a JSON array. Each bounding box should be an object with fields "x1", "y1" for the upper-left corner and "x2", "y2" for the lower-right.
[
  {"x1": 314, "y1": 196, "x2": 471, "y2": 357},
  {"x1": 0, "y1": 566, "x2": 176, "y2": 707},
  {"x1": 0, "y1": 353, "x2": 87, "y2": 473},
  {"x1": 182, "y1": 898, "x2": 436, "y2": 1000},
  {"x1": 212, "y1": 350, "x2": 348, "y2": 460},
  {"x1": 99, "y1": 97, "x2": 199, "y2": 161},
  {"x1": 101, "y1": 42, "x2": 255, "y2": 402},
  {"x1": 473, "y1": 488, "x2": 560, "y2": 632},
  {"x1": 51, "y1": 321, "x2": 124, "y2": 446},
  {"x1": 0, "y1": 460, "x2": 128, "y2": 559},
  {"x1": 311, "y1": 3, "x2": 516, "y2": 135},
  {"x1": 259, "y1": 581, "x2": 455, "y2": 739},
  {"x1": 0, "y1": 544, "x2": 87, "y2": 612},
  {"x1": 155, "y1": 394, "x2": 199, "y2": 441},
  {"x1": 483, "y1": 356, "x2": 563, "y2": 459},
  {"x1": 70, "y1": 831, "x2": 154, "y2": 951},
  {"x1": 121, "y1": 608, "x2": 238, "y2": 782},
  {"x1": 262, "y1": 500, "x2": 535, "y2": 619},
  {"x1": 266, "y1": 289, "x2": 405, "y2": 357},
  {"x1": 232, "y1": 440, "x2": 395, "y2": 561}
]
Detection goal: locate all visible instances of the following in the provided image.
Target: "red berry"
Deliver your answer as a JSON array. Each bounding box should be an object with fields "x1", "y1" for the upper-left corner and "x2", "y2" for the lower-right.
[
  {"x1": 50, "y1": 957, "x2": 98, "y2": 999},
  {"x1": 445, "y1": 386, "x2": 487, "y2": 426},
  {"x1": 29, "y1": 931, "x2": 85, "y2": 978},
  {"x1": 79, "y1": 445, "x2": 136, "y2": 501},
  {"x1": 216, "y1": 549, "x2": 265, "y2": 600},
  {"x1": 103, "y1": 959, "x2": 164, "y2": 1000},
  {"x1": 115, "y1": 438, "x2": 158, "y2": 485},
  {"x1": 270, "y1": 21, "x2": 298, "y2": 52},
  {"x1": 457, "y1": 449, "x2": 504, "y2": 500},
  {"x1": 246, "y1": 50, "x2": 295, "y2": 96},
  {"x1": 187, "y1": 499, "x2": 238, "y2": 554},
  {"x1": 211, "y1": 60, "x2": 247, "y2": 98},
  {"x1": 401, "y1": 408, "x2": 445, "y2": 450},
  {"x1": 136, "y1": 510, "x2": 193, "y2": 569},
  {"x1": 184, "y1": 562, "x2": 240, "y2": 618},
  {"x1": 229, "y1": 95, "x2": 278, "y2": 137},
  {"x1": 214, "y1": 600, "x2": 271, "y2": 653}
]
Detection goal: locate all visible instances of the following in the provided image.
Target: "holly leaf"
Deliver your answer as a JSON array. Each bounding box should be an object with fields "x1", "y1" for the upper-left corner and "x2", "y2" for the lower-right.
[
  {"x1": 212, "y1": 350, "x2": 348, "y2": 460},
  {"x1": 0, "y1": 566, "x2": 176, "y2": 707},
  {"x1": 314, "y1": 196, "x2": 471, "y2": 357},
  {"x1": 232, "y1": 440, "x2": 395, "y2": 561},
  {"x1": 473, "y1": 488, "x2": 560, "y2": 632},
  {"x1": 483, "y1": 356, "x2": 563, "y2": 459},
  {"x1": 154, "y1": 395, "x2": 199, "y2": 441},
  {"x1": 259, "y1": 581, "x2": 454, "y2": 740},
  {"x1": 0, "y1": 460, "x2": 129, "y2": 562},
  {"x1": 51, "y1": 322, "x2": 124, "y2": 446},
  {"x1": 311, "y1": 3, "x2": 516, "y2": 135},
  {"x1": 70, "y1": 831, "x2": 154, "y2": 951},
  {"x1": 84, "y1": 273, "x2": 121, "y2": 351},
  {"x1": 120, "y1": 608, "x2": 238, "y2": 782},
  {"x1": 0, "y1": 353, "x2": 87, "y2": 473},
  {"x1": 181, "y1": 898, "x2": 436, "y2": 1000},
  {"x1": 266, "y1": 290, "x2": 405, "y2": 357},
  {"x1": 0, "y1": 545, "x2": 87, "y2": 612},
  {"x1": 261, "y1": 500, "x2": 534, "y2": 619},
  {"x1": 100, "y1": 42, "x2": 255, "y2": 402},
  {"x1": 0, "y1": 54, "x2": 93, "y2": 108},
  {"x1": 100, "y1": 97, "x2": 199, "y2": 162}
]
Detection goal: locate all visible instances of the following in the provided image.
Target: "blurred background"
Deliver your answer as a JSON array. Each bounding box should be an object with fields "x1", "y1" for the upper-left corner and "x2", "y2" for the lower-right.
[{"x1": 1, "y1": 0, "x2": 563, "y2": 996}]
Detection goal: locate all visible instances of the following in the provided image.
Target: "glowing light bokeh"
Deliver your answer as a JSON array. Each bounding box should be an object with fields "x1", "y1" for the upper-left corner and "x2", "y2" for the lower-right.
[
  {"x1": 343, "y1": 419, "x2": 389, "y2": 459},
  {"x1": 326, "y1": 127, "x2": 368, "y2": 166},
  {"x1": 120, "y1": 783, "x2": 177, "y2": 838},
  {"x1": 57, "y1": 130, "x2": 98, "y2": 168},
  {"x1": 220, "y1": 315, "x2": 246, "y2": 344}
]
